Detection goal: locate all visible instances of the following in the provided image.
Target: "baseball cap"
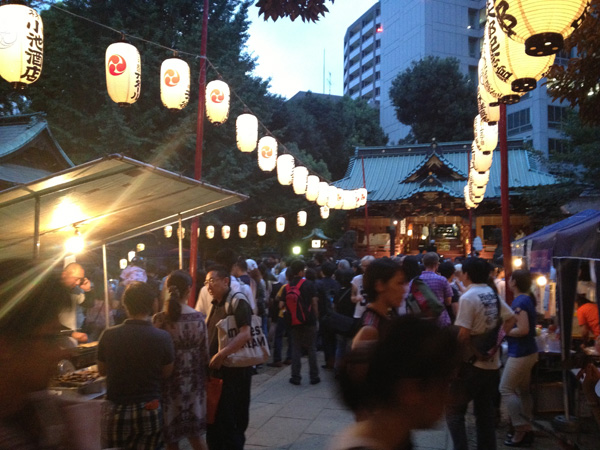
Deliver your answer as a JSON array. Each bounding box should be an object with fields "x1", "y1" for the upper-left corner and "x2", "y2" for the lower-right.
[{"x1": 246, "y1": 259, "x2": 258, "y2": 271}]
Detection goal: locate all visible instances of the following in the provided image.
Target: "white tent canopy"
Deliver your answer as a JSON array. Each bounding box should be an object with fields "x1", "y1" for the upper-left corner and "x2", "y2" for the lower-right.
[{"x1": 0, "y1": 154, "x2": 247, "y2": 260}]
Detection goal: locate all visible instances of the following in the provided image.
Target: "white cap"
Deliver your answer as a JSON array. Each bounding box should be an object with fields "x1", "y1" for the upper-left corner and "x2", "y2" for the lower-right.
[{"x1": 246, "y1": 259, "x2": 258, "y2": 271}]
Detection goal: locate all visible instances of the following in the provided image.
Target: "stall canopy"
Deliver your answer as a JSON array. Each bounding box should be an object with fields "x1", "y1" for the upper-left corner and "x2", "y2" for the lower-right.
[{"x1": 0, "y1": 154, "x2": 247, "y2": 260}]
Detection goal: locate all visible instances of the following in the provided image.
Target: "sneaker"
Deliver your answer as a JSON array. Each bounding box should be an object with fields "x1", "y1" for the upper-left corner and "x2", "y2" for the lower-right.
[
  {"x1": 289, "y1": 378, "x2": 301, "y2": 385},
  {"x1": 267, "y1": 361, "x2": 284, "y2": 368},
  {"x1": 310, "y1": 377, "x2": 321, "y2": 385}
]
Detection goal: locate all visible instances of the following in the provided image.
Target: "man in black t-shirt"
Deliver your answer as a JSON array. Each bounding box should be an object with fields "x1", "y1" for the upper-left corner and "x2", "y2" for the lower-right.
[
  {"x1": 205, "y1": 265, "x2": 253, "y2": 450},
  {"x1": 281, "y1": 259, "x2": 320, "y2": 385}
]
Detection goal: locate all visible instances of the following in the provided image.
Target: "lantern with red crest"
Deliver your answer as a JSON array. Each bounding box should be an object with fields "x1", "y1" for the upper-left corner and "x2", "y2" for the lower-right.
[
  {"x1": 258, "y1": 136, "x2": 277, "y2": 171},
  {"x1": 205, "y1": 80, "x2": 230, "y2": 124},
  {"x1": 106, "y1": 42, "x2": 141, "y2": 106},
  {"x1": 160, "y1": 57, "x2": 190, "y2": 110}
]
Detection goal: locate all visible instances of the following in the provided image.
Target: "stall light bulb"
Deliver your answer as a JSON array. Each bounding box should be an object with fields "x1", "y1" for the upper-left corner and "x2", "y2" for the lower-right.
[
  {"x1": 65, "y1": 235, "x2": 84, "y2": 254},
  {"x1": 513, "y1": 258, "x2": 523, "y2": 269},
  {"x1": 536, "y1": 275, "x2": 547, "y2": 287},
  {"x1": 292, "y1": 246, "x2": 301, "y2": 255}
]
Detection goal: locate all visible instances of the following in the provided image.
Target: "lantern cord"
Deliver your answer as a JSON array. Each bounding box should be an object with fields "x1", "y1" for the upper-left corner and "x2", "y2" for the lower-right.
[{"x1": 50, "y1": 4, "x2": 331, "y2": 183}]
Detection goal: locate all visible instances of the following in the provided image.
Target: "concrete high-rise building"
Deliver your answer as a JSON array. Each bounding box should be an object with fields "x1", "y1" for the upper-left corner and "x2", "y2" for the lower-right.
[{"x1": 343, "y1": 0, "x2": 568, "y2": 156}]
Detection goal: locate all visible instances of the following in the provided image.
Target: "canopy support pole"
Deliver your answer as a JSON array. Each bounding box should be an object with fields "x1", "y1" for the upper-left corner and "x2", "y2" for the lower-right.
[
  {"x1": 361, "y1": 157, "x2": 370, "y2": 254},
  {"x1": 102, "y1": 244, "x2": 110, "y2": 329},
  {"x1": 178, "y1": 214, "x2": 183, "y2": 270},
  {"x1": 499, "y1": 103, "x2": 513, "y2": 304},
  {"x1": 33, "y1": 196, "x2": 40, "y2": 259}
]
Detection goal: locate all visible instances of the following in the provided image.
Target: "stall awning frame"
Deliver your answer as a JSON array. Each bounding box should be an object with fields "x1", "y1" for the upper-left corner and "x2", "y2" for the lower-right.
[{"x1": 0, "y1": 154, "x2": 247, "y2": 260}]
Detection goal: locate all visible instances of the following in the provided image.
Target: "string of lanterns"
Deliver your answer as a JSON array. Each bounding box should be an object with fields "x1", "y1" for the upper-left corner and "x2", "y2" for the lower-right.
[{"x1": 465, "y1": 0, "x2": 589, "y2": 209}]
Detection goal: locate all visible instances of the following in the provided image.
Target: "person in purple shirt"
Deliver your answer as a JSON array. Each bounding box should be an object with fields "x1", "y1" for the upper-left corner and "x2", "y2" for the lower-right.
[{"x1": 420, "y1": 252, "x2": 453, "y2": 308}]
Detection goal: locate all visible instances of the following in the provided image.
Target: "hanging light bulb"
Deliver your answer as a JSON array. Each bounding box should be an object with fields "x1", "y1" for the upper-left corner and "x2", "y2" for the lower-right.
[
  {"x1": 305, "y1": 175, "x2": 320, "y2": 201},
  {"x1": 160, "y1": 57, "x2": 190, "y2": 110},
  {"x1": 105, "y1": 42, "x2": 141, "y2": 106},
  {"x1": 297, "y1": 211, "x2": 307, "y2": 227},
  {"x1": 276, "y1": 217, "x2": 285, "y2": 232},
  {"x1": 0, "y1": 3, "x2": 43, "y2": 89},
  {"x1": 320, "y1": 206, "x2": 330, "y2": 219},
  {"x1": 222, "y1": 225, "x2": 231, "y2": 239},
  {"x1": 239, "y1": 224, "x2": 248, "y2": 238},
  {"x1": 206, "y1": 225, "x2": 215, "y2": 239},
  {"x1": 236, "y1": 113, "x2": 258, "y2": 152},
  {"x1": 136, "y1": 243, "x2": 145, "y2": 252},
  {"x1": 205, "y1": 79, "x2": 230, "y2": 124},
  {"x1": 164, "y1": 225, "x2": 173, "y2": 238},
  {"x1": 257, "y1": 221, "x2": 266, "y2": 236},
  {"x1": 316, "y1": 182, "x2": 329, "y2": 206},
  {"x1": 293, "y1": 166, "x2": 308, "y2": 195},
  {"x1": 257, "y1": 136, "x2": 277, "y2": 171},
  {"x1": 276, "y1": 154, "x2": 295, "y2": 185},
  {"x1": 65, "y1": 230, "x2": 84, "y2": 255},
  {"x1": 119, "y1": 258, "x2": 128, "y2": 270}
]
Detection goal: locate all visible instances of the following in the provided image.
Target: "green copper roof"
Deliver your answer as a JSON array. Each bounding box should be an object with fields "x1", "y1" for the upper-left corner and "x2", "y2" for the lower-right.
[{"x1": 334, "y1": 140, "x2": 557, "y2": 203}]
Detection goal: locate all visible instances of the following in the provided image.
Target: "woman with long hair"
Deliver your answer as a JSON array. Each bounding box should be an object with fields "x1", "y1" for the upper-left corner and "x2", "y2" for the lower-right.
[
  {"x1": 153, "y1": 270, "x2": 209, "y2": 450},
  {"x1": 499, "y1": 269, "x2": 538, "y2": 448}
]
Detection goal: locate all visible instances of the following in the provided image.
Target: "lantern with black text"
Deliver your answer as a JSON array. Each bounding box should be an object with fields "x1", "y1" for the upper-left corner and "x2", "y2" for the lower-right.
[
  {"x1": 236, "y1": 114, "x2": 258, "y2": 153},
  {"x1": 106, "y1": 42, "x2": 141, "y2": 106},
  {"x1": 468, "y1": 183, "x2": 484, "y2": 204},
  {"x1": 464, "y1": 185, "x2": 478, "y2": 209},
  {"x1": 470, "y1": 166, "x2": 490, "y2": 187},
  {"x1": 276, "y1": 217, "x2": 285, "y2": 232},
  {"x1": 257, "y1": 221, "x2": 266, "y2": 236},
  {"x1": 258, "y1": 136, "x2": 277, "y2": 171},
  {"x1": 316, "y1": 182, "x2": 329, "y2": 206},
  {"x1": 305, "y1": 175, "x2": 320, "y2": 201},
  {"x1": 474, "y1": 115, "x2": 498, "y2": 152},
  {"x1": 277, "y1": 154, "x2": 294, "y2": 185},
  {"x1": 160, "y1": 57, "x2": 190, "y2": 110},
  {"x1": 494, "y1": 0, "x2": 589, "y2": 56},
  {"x1": 297, "y1": 211, "x2": 307, "y2": 227},
  {"x1": 471, "y1": 142, "x2": 494, "y2": 172},
  {"x1": 205, "y1": 80, "x2": 230, "y2": 124},
  {"x1": 468, "y1": 177, "x2": 487, "y2": 197},
  {"x1": 0, "y1": 4, "x2": 43, "y2": 88},
  {"x1": 320, "y1": 206, "x2": 330, "y2": 219},
  {"x1": 206, "y1": 225, "x2": 215, "y2": 239},
  {"x1": 293, "y1": 166, "x2": 308, "y2": 195},
  {"x1": 222, "y1": 225, "x2": 230, "y2": 240},
  {"x1": 479, "y1": 50, "x2": 521, "y2": 105},
  {"x1": 477, "y1": 87, "x2": 500, "y2": 124},
  {"x1": 239, "y1": 224, "x2": 248, "y2": 239}
]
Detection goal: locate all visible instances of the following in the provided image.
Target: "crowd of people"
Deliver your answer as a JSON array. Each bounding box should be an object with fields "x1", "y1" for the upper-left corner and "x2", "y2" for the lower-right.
[{"x1": 2, "y1": 246, "x2": 600, "y2": 450}]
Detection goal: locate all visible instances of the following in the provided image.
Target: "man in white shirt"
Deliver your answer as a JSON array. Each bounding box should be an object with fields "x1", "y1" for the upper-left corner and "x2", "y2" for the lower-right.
[
  {"x1": 351, "y1": 255, "x2": 375, "y2": 320},
  {"x1": 446, "y1": 257, "x2": 515, "y2": 450}
]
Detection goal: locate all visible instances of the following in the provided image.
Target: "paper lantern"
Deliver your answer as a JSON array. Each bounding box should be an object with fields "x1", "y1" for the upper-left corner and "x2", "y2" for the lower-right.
[
  {"x1": 277, "y1": 154, "x2": 294, "y2": 186},
  {"x1": 316, "y1": 182, "x2": 329, "y2": 206},
  {"x1": 470, "y1": 166, "x2": 490, "y2": 187},
  {"x1": 206, "y1": 79, "x2": 230, "y2": 124},
  {"x1": 292, "y1": 166, "x2": 308, "y2": 195},
  {"x1": 257, "y1": 136, "x2": 277, "y2": 171},
  {"x1": 236, "y1": 114, "x2": 258, "y2": 152},
  {"x1": 468, "y1": 178, "x2": 487, "y2": 197},
  {"x1": 106, "y1": 42, "x2": 141, "y2": 106},
  {"x1": 0, "y1": 4, "x2": 43, "y2": 88},
  {"x1": 136, "y1": 243, "x2": 145, "y2": 252},
  {"x1": 477, "y1": 87, "x2": 500, "y2": 124},
  {"x1": 474, "y1": 115, "x2": 498, "y2": 152},
  {"x1": 164, "y1": 225, "x2": 173, "y2": 238},
  {"x1": 494, "y1": 0, "x2": 589, "y2": 56},
  {"x1": 119, "y1": 259, "x2": 128, "y2": 270},
  {"x1": 471, "y1": 142, "x2": 494, "y2": 172},
  {"x1": 342, "y1": 190, "x2": 357, "y2": 210},
  {"x1": 160, "y1": 57, "x2": 190, "y2": 110},
  {"x1": 320, "y1": 206, "x2": 330, "y2": 219},
  {"x1": 297, "y1": 211, "x2": 307, "y2": 227},
  {"x1": 357, "y1": 188, "x2": 368, "y2": 207},
  {"x1": 276, "y1": 217, "x2": 285, "y2": 232},
  {"x1": 468, "y1": 183, "x2": 484, "y2": 204},
  {"x1": 222, "y1": 225, "x2": 230, "y2": 240},
  {"x1": 206, "y1": 225, "x2": 215, "y2": 239},
  {"x1": 128, "y1": 250, "x2": 136, "y2": 261},
  {"x1": 257, "y1": 221, "x2": 266, "y2": 236},
  {"x1": 239, "y1": 224, "x2": 248, "y2": 239},
  {"x1": 464, "y1": 185, "x2": 478, "y2": 209},
  {"x1": 305, "y1": 175, "x2": 320, "y2": 201},
  {"x1": 335, "y1": 188, "x2": 345, "y2": 209},
  {"x1": 486, "y1": 5, "x2": 556, "y2": 92},
  {"x1": 327, "y1": 185, "x2": 338, "y2": 209},
  {"x1": 479, "y1": 48, "x2": 521, "y2": 105}
]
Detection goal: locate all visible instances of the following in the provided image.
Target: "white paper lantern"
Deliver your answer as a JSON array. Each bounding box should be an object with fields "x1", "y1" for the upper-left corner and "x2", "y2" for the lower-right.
[
  {"x1": 494, "y1": 0, "x2": 589, "y2": 56},
  {"x1": 257, "y1": 136, "x2": 277, "y2": 171},
  {"x1": 470, "y1": 167, "x2": 491, "y2": 186},
  {"x1": 178, "y1": 226, "x2": 186, "y2": 239},
  {"x1": 469, "y1": 178, "x2": 487, "y2": 197},
  {"x1": 160, "y1": 58, "x2": 190, "y2": 110},
  {"x1": 471, "y1": 142, "x2": 494, "y2": 172},
  {"x1": 128, "y1": 250, "x2": 136, "y2": 261},
  {"x1": 327, "y1": 185, "x2": 338, "y2": 209},
  {"x1": 205, "y1": 80, "x2": 230, "y2": 124},
  {"x1": 305, "y1": 175, "x2": 320, "y2": 201},
  {"x1": 468, "y1": 183, "x2": 484, "y2": 204},
  {"x1": 136, "y1": 243, "x2": 145, "y2": 252},
  {"x1": 257, "y1": 221, "x2": 266, "y2": 236},
  {"x1": 479, "y1": 47, "x2": 522, "y2": 105},
  {"x1": 316, "y1": 182, "x2": 329, "y2": 206},
  {"x1": 236, "y1": 114, "x2": 258, "y2": 152},
  {"x1": 486, "y1": 5, "x2": 556, "y2": 93},
  {"x1": 206, "y1": 225, "x2": 215, "y2": 239},
  {"x1": 106, "y1": 42, "x2": 141, "y2": 106},
  {"x1": 357, "y1": 188, "x2": 368, "y2": 207},
  {"x1": 342, "y1": 190, "x2": 357, "y2": 210},
  {"x1": 222, "y1": 225, "x2": 231, "y2": 240},
  {"x1": 320, "y1": 206, "x2": 330, "y2": 219},
  {"x1": 297, "y1": 211, "x2": 307, "y2": 227},
  {"x1": 292, "y1": 166, "x2": 308, "y2": 195},
  {"x1": 474, "y1": 115, "x2": 498, "y2": 152},
  {"x1": 164, "y1": 225, "x2": 173, "y2": 238},
  {"x1": 277, "y1": 154, "x2": 295, "y2": 186},
  {"x1": 0, "y1": 4, "x2": 43, "y2": 88},
  {"x1": 119, "y1": 258, "x2": 128, "y2": 270},
  {"x1": 335, "y1": 188, "x2": 345, "y2": 209},
  {"x1": 464, "y1": 185, "x2": 478, "y2": 209},
  {"x1": 239, "y1": 224, "x2": 248, "y2": 239},
  {"x1": 276, "y1": 217, "x2": 285, "y2": 232},
  {"x1": 477, "y1": 86, "x2": 500, "y2": 124}
]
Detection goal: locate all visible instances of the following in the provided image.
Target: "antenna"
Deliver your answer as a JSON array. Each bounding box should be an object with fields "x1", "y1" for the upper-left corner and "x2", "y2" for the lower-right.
[
  {"x1": 328, "y1": 72, "x2": 332, "y2": 95},
  {"x1": 323, "y1": 49, "x2": 326, "y2": 94}
]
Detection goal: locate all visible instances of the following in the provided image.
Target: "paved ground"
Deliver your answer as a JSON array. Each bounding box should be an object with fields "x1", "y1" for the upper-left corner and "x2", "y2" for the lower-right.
[{"x1": 179, "y1": 351, "x2": 599, "y2": 449}]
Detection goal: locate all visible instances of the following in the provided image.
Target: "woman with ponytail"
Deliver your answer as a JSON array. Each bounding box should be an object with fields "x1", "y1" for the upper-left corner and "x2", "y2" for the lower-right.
[{"x1": 153, "y1": 270, "x2": 209, "y2": 450}]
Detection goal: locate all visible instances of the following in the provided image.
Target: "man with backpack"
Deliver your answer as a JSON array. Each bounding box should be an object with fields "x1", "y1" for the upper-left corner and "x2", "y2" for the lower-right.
[{"x1": 280, "y1": 259, "x2": 320, "y2": 385}]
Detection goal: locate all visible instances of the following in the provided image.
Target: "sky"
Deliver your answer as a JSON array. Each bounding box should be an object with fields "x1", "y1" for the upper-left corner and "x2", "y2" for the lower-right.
[{"x1": 245, "y1": 0, "x2": 379, "y2": 99}]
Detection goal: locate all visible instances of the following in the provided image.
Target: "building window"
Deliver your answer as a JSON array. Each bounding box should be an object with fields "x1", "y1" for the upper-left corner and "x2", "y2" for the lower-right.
[
  {"x1": 548, "y1": 105, "x2": 568, "y2": 129},
  {"x1": 375, "y1": 87, "x2": 380, "y2": 96},
  {"x1": 468, "y1": 65, "x2": 478, "y2": 84},
  {"x1": 375, "y1": 39, "x2": 381, "y2": 49},
  {"x1": 468, "y1": 8, "x2": 479, "y2": 29},
  {"x1": 507, "y1": 108, "x2": 532, "y2": 135},
  {"x1": 375, "y1": 55, "x2": 381, "y2": 64},
  {"x1": 549, "y1": 138, "x2": 568, "y2": 155},
  {"x1": 468, "y1": 37, "x2": 479, "y2": 58},
  {"x1": 375, "y1": 72, "x2": 380, "y2": 80}
]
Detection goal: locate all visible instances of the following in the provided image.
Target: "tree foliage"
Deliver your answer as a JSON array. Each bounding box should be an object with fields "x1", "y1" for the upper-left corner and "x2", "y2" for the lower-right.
[
  {"x1": 547, "y1": 0, "x2": 600, "y2": 126},
  {"x1": 389, "y1": 56, "x2": 477, "y2": 144},
  {"x1": 255, "y1": 0, "x2": 334, "y2": 22}
]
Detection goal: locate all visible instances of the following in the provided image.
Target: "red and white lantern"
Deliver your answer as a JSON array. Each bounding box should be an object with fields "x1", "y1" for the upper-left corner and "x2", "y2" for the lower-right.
[
  {"x1": 160, "y1": 58, "x2": 190, "y2": 110},
  {"x1": 258, "y1": 136, "x2": 277, "y2": 171},
  {"x1": 206, "y1": 80, "x2": 230, "y2": 124},
  {"x1": 222, "y1": 225, "x2": 231, "y2": 240},
  {"x1": 106, "y1": 42, "x2": 141, "y2": 106},
  {"x1": 206, "y1": 225, "x2": 215, "y2": 239},
  {"x1": 239, "y1": 224, "x2": 248, "y2": 239}
]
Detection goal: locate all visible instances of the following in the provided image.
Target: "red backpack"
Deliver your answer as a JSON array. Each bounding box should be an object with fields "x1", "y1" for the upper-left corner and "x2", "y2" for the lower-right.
[{"x1": 285, "y1": 279, "x2": 310, "y2": 326}]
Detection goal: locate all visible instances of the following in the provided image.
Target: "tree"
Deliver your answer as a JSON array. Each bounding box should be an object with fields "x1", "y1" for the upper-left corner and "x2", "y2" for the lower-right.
[
  {"x1": 255, "y1": 0, "x2": 334, "y2": 22},
  {"x1": 389, "y1": 56, "x2": 477, "y2": 144},
  {"x1": 547, "y1": 0, "x2": 600, "y2": 126}
]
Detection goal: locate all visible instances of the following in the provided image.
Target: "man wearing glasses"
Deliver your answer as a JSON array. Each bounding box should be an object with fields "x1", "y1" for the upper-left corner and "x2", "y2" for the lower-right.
[{"x1": 60, "y1": 262, "x2": 92, "y2": 343}]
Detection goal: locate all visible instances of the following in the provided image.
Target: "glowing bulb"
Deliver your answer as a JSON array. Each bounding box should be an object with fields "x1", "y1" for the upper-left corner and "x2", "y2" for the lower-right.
[
  {"x1": 128, "y1": 251, "x2": 136, "y2": 261},
  {"x1": 164, "y1": 225, "x2": 173, "y2": 238},
  {"x1": 513, "y1": 258, "x2": 523, "y2": 269},
  {"x1": 536, "y1": 276, "x2": 547, "y2": 287},
  {"x1": 292, "y1": 246, "x2": 301, "y2": 255},
  {"x1": 119, "y1": 258, "x2": 128, "y2": 269},
  {"x1": 136, "y1": 243, "x2": 145, "y2": 252},
  {"x1": 65, "y1": 234, "x2": 84, "y2": 254},
  {"x1": 407, "y1": 230, "x2": 413, "y2": 237}
]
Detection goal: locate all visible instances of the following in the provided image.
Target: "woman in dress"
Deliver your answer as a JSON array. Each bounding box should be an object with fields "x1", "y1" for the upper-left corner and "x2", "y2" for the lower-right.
[
  {"x1": 153, "y1": 270, "x2": 209, "y2": 450},
  {"x1": 499, "y1": 269, "x2": 538, "y2": 447}
]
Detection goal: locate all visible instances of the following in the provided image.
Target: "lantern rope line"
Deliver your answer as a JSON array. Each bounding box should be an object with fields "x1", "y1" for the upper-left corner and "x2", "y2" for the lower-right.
[{"x1": 49, "y1": 3, "x2": 332, "y2": 184}]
